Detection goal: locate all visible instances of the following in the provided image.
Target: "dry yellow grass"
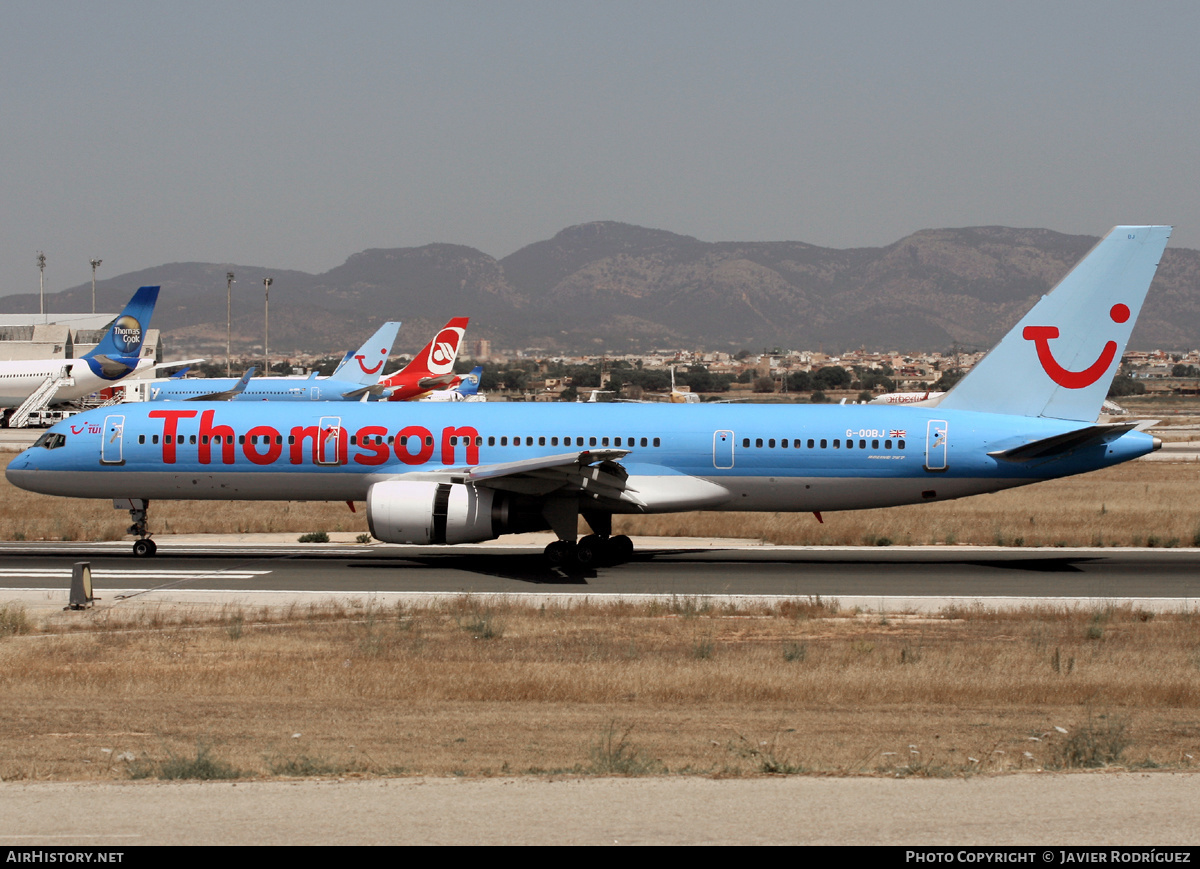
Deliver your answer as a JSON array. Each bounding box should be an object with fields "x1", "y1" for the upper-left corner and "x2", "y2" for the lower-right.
[
  {"x1": 2, "y1": 411, "x2": 1197, "y2": 783},
  {"x1": 3, "y1": 456, "x2": 1200, "y2": 547},
  {"x1": 0, "y1": 598, "x2": 1197, "y2": 781}
]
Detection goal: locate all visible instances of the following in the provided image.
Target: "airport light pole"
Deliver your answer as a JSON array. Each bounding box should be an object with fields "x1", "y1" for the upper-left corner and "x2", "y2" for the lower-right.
[
  {"x1": 263, "y1": 277, "x2": 273, "y2": 376},
  {"x1": 36, "y1": 252, "x2": 46, "y2": 322},
  {"x1": 226, "y1": 272, "x2": 235, "y2": 377},
  {"x1": 90, "y1": 258, "x2": 102, "y2": 314}
]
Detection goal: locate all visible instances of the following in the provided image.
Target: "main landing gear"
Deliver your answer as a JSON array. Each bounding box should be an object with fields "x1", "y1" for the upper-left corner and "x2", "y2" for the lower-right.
[
  {"x1": 541, "y1": 504, "x2": 634, "y2": 568},
  {"x1": 120, "y1": 498, "x2": 157, "y2": 557},
  {"x1": 544, "y1": 534, "x2": 634, "y2": 569}
]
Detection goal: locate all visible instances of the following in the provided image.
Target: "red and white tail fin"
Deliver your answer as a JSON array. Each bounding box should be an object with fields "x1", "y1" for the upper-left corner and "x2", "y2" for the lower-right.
[{"x1": 381, "y1": 317, "x2": 469, "y2": 400}]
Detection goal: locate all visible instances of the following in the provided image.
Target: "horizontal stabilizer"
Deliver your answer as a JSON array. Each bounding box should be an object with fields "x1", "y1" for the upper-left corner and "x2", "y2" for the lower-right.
[
  {"x1": 417, "y1": 374, "x2": 456, "y2": 390},
  {"x1": 341, "y1": 383, "x2": 390, "y2": 401},
  {"x1": 988, "y1": 422, "x2": 1143, "y2": 462}
]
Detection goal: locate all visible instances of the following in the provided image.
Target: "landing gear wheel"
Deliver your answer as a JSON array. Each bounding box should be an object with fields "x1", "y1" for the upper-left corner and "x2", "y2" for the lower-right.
[
  {"x1": 575, "y1": 535, "x2": 605, "y2": 567},
  {"x1": 544, "y1": 539, "x2": 576, "y2": 568},
  {"x1": 132, "y1": 538, "x2": 157, "y2": 557},
  {"x1": 608, "y1": 534, "x2": 634, "y2": 563}
]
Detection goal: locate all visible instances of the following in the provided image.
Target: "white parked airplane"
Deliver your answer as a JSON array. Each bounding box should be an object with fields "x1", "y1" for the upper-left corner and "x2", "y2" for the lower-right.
[{"x1": 0, "y1": 286, "x2": 159, "y2": 424}]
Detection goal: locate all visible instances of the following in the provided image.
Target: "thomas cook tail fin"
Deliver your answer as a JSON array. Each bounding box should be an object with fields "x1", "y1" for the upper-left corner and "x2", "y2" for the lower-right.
[
  {"x1": 81, "y1": 286, "x2": 159, "y2": 380},
  {"x1": 937, "y1": 226, "x2": 1171, "y2": 421}
]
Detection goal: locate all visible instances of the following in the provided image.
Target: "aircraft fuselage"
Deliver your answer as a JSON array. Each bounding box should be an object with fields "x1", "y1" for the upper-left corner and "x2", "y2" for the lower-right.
[
  {"x1": 0, "y1": 357, "x2": 152, "y2": 407},
  {"x1": 7, "y1": 401, "x2": 1155, "y2": 513}
]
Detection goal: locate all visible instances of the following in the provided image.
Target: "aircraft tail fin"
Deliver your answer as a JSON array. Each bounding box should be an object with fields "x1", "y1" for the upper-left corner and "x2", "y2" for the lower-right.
[
  {"x1": 331, "y1": 321, "x2": 401, "y2": 386},
  {"x1": 381, "y1": 317, "x2": 469, "y2": 387},
  {"x1": 937, "y1": 226, "x2": 1171, "y2": 421},
  {"x1": 81, "y1": 286, "x2": 160, "y2": 380},
  {"x1": 84, "y1": 286, "x2": 158, "y2": 361},
  {"x1": 455, "y1": 365, "x2": 483, "y2": 396}
]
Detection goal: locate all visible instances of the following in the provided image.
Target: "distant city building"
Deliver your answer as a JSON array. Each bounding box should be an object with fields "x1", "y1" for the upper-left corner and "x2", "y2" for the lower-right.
[{"x1": 468, "y1": 338, "x2": 491, "y2": 360}]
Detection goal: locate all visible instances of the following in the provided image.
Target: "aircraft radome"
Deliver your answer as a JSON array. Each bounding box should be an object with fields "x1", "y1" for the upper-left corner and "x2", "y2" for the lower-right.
[{"x1": 7, "y1": 226, "x2": 1172, "y2": 566}]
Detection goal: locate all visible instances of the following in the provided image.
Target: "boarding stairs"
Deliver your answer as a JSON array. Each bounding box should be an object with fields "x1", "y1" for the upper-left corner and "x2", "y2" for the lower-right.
[
  {"x1": 74, "y1": 387, "x2": 125, "y2": 411},
  {"x1": 8, "y1": 370, "x2": 74, "y2": 428},
  {"x1": 87, "y1": 392, "x2": 126, "y2": 410}
]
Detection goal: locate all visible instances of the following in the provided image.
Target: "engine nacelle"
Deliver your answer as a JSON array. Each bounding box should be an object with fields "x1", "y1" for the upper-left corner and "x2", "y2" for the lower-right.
[{"x1": 367, "y1": 480, "x2": 525, "y2": 545}]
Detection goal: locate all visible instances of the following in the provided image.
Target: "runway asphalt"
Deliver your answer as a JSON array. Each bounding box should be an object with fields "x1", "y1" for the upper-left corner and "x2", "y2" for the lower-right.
[{"x1": 3, "y1": 534, "x2": 1199, "y2": 617}]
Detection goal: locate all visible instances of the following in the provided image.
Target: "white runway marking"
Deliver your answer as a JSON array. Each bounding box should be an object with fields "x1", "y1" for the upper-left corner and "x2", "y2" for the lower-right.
[{"x1": 0, "y1": 568, "x2": 271, "y2": 580}]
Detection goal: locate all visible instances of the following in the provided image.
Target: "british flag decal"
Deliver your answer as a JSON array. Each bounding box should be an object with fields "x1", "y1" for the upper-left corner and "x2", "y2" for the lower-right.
[{"x1": 890, "y1": 429, "x2": 906, "y2": 438}]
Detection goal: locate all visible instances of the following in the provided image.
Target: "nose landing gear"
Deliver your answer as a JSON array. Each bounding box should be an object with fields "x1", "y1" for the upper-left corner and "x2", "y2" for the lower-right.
[{"x1": 118, "y1": 498, "x2": 157, "y2": 557}]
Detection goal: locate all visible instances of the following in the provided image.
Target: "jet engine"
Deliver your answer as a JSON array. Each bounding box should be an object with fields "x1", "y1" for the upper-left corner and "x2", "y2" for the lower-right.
[{"x1": 366, "y1": 480, "x2": 547, "y2": 545}]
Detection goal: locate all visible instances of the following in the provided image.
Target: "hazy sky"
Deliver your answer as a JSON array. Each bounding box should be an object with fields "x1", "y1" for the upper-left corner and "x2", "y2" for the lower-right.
[{"x1": 3, "y1": 0, "x2": 1197, "y2": 298}]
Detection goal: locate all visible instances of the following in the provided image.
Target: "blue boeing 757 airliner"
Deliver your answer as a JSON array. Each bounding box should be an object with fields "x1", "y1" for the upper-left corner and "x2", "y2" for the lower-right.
[
  {"x1": 7, "y1": 226, "x2": 1172, "y2": 564},
  {"x1": 140, "y1": 321, "x2": 402, "y2": 402}
]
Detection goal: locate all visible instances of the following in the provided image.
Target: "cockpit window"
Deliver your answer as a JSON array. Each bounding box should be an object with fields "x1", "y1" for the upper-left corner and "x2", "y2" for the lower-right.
[{"x1": 33, "y1": 432, "x2": 67, "y2": 450}]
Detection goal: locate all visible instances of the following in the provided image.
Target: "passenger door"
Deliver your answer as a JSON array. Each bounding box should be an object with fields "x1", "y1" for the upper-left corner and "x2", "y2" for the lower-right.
[
  {"x1": 317, "y1": 416, "x2": 343, "y2": 465},
  {"x1": 924, "y1": 419, "x2": 948, "y2": 472},
  {"x1": 713, "y1": 430, "x2": 735, "y2": 469},
  {"x1": 101, "y1": 414, "x2": 125, "y2": 465}
]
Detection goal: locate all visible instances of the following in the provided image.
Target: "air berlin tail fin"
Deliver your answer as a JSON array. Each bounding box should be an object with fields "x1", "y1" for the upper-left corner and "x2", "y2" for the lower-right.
[{"x1": 381, "y1": 317, "x2": 469, "y2": 399}]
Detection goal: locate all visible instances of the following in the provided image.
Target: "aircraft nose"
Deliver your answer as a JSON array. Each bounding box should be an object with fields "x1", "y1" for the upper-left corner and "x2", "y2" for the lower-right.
[{"x1": 5, "y1": 447, "x2": 45, "y2": 489}]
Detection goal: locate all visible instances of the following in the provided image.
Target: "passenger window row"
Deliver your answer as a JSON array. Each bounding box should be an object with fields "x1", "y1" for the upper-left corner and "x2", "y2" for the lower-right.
[
  {"x1": 135, "y1": 432, "x2": 664, "y2": 449},
  {"x1": 484, "y1": 435, "x2": 660, "y2": 448},
  {"x1": 742, "y1": 437, "x2": 906, "y2": 450}
]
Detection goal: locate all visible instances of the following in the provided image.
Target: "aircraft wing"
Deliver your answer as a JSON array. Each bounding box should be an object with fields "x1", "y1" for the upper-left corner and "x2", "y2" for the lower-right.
[
  {"x1": 388, "y1": 449, "x2": 644, "y2": 505},
  {"x1": 987, "y1": 422, "x2": 1151, "y2": 462},
  {"x1": 184, "y1": 368, "x2": 256, "y2": 401}
]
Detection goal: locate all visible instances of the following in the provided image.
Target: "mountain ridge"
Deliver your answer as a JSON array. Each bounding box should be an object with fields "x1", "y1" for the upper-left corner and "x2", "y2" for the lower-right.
[{"x1": 3, "y1": 222, "x2": 1194, "y2": 355}]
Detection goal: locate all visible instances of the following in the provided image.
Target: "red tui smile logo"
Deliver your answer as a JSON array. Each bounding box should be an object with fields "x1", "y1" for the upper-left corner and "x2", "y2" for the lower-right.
[
  {"x1": 355, "y1": 354, "x2": 384, "y2": 374},
  {"x1": 1023, "y1": 304, "x2": 1130, "y2": 389}
]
